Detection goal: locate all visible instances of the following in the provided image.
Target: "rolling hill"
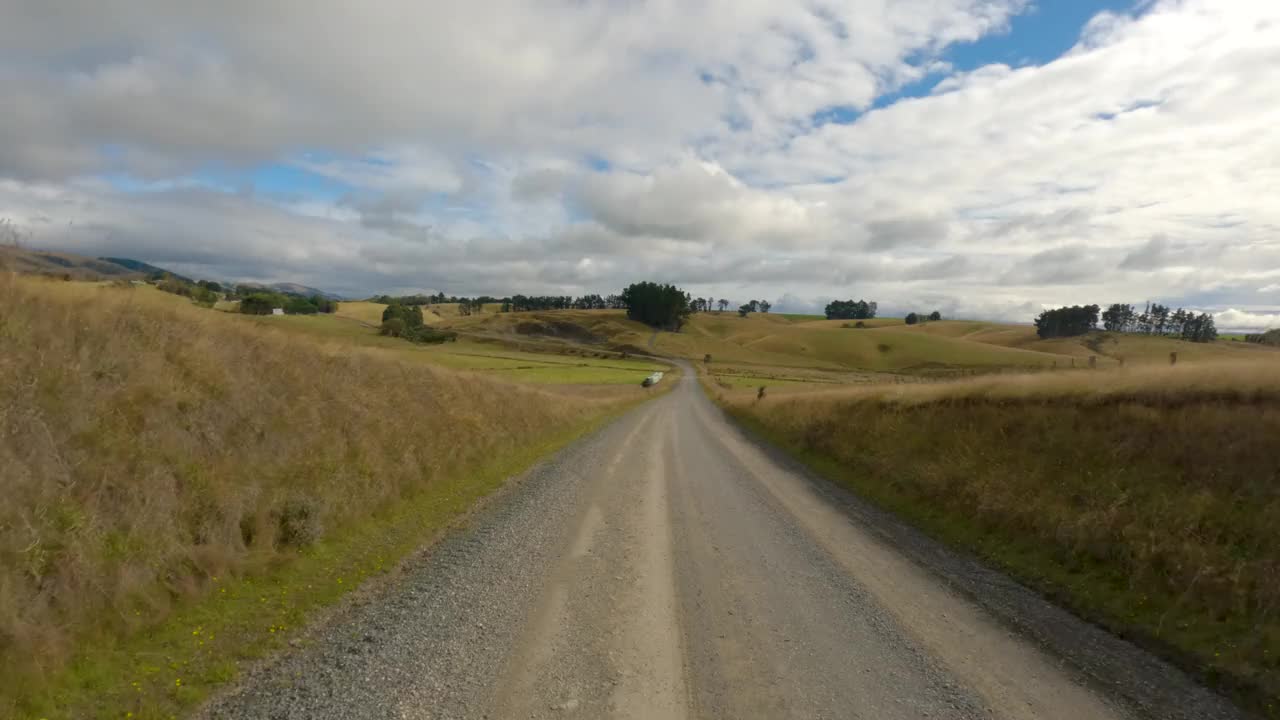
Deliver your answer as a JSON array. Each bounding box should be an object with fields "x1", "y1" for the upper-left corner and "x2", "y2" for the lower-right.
[
  {"x1": 0, "y1": 245, "x2": 150, "y2": 280},
  {"x1": 237, "y1": 281, "x2": 342, "y2": 299},
  {"x1": 96, "y1": 256, "x2": 190, "y2": 280},
  {"x1": 432, "y1": 308, "x2": 1277, "y2": 379}
]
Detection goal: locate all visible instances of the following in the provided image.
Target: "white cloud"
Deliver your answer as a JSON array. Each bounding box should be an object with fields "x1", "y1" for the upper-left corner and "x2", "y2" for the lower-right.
[
  {"x1": 1215, "y1": 308, "x2": 1280, "y2": 332},
  {"x1": 0, "y1": 0, "x2": 1277, "y2": 322}
]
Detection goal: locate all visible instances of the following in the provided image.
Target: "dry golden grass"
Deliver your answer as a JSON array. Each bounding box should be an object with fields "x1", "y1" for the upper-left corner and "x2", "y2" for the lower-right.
[
  {"x1": 334, "y1": 300, "x2": 388, "y2": 325},
  {"x1": 0, "y1": 274, "x2": 624, "y2": 708},
  {"x1": 723, "y1": 359, "x2": 1280, "y2": 713}
]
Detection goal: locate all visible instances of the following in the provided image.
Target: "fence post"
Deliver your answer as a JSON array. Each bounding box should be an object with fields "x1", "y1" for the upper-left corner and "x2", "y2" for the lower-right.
[{"x1": 1170, "y1": 351, "x2": 1178, "y2": 366}]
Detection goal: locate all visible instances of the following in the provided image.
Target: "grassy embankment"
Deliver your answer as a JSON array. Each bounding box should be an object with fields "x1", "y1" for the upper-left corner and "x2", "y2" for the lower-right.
[
  {"x1": 717, "y1": 362, "x2": 1280, "y2": 715},
  {"x1": 0, "y1": 276, "x2": 660, "y2": 719}
]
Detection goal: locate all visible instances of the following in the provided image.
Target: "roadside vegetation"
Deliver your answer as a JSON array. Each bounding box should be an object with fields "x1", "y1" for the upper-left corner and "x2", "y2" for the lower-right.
[
  {"x1": 0, "y1": 274, "x2": 651, "y2": 718},
  {"x1": 717, "y1": 362, "x2": 1280, "y2": 714}
]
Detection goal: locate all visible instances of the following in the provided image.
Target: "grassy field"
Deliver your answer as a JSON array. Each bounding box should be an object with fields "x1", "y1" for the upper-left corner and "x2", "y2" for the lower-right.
[
  {"x1": 334, "y1": 300, "x2": 386, "y2": 325},
  {"x1": 661, "y1": 313, "x2": 1076, "y2": 373},
  {"x1": 446, "y1": 310, "x2": 1271, "y2": 394},
  {"x1": 0, "y1": 275, "x2": 657, "y2": 718},
  {"x1": 718, "y1": 361, "x2": 1280, "y2": 715},
  {"x1": 246, "y1": 310, "x2": 667, "y2": 385}
]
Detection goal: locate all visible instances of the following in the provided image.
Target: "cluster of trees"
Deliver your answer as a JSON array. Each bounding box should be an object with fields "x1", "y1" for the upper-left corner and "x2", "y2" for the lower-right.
[
  {"x1": 904, "y1": 311, "x2": 942, "y2": 325},
  {"x1": 1099, "y1": 302, "x2": 1218, "y2": 342},
  {"x1": 737, "y1": 299, "x2": 772, "y2": 317},
  {"x1": 1245, "y1": 329, "x2": 1280, "y2": 346},
  {"x1": 824, "y1": 299, "x2": 878, "y2": 320},
  {"x1": 1033, "y1": 305, "x2": 1101, "y2": 339},
  {"x1": 456, "y1": 298, "x2": 485, "y2": 316},
  {"x1": 620, "y1": 281, "x2": 691, "y2": 329},
  {"x1": 238, "y1": 292, "x2": 288, "y2": 315},
  {"x1": 288, "y1": 295, "x2": 338, "y2": 314},
  {"x1": 688, "y1": 298, "x2": 736, "y2": 313},
  {"x1": 238, "y1": 291, "x2": 337, "y2": 316},
  {"x1": 1036, "y1": 302, "x2": 1218, "y2": 342},
  {"x1": 155, "y1": 276, "x2": 219, "y2": 307},
  {"x1": 1097, "y1": 302, "x2": 1214, "y2": 341},
  {"x1": 379, "y1": 303, "x2": 457, "y2": 343}
]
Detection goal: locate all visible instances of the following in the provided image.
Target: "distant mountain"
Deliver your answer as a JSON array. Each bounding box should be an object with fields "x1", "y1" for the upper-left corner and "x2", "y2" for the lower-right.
[
  {"x1": 97, "y1": 256, "x2": 189, "y2": 281},
  {"x1": 237, "y1": 281, "x2": 343, "y2": 300},
  {"x1": 0, "y1": 246, "x2": 153, "y2": 280}
]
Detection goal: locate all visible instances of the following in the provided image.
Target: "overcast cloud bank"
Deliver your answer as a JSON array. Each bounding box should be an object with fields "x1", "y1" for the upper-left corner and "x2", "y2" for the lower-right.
[{"x1": 1, "y1": 0, "x2": 1277, "y2": 330}]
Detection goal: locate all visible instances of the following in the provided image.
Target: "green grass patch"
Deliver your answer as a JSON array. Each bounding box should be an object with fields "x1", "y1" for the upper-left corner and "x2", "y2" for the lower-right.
[{"x1": 24, "y1": 405, "x2": 640, "y2": 720}]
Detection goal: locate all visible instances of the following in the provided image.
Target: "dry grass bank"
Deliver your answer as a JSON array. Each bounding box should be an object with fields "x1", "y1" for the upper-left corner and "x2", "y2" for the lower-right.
[
  {"x1": 721, "y1": 362, "x2": 1280, "y2": 714},
  {"x1": 0, "y1": 274, "x2": 625, "y2": 713}
]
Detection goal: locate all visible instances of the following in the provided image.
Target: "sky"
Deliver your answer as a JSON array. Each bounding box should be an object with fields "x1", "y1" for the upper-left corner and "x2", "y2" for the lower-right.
[{"x1": 1, "y1": 0, "x2": 1278, "y2": 330}]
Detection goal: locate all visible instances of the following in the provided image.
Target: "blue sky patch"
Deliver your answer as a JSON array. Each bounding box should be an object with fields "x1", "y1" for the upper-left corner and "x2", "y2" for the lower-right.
[{"x1": 946, "y1": 1, "x2": 1142, "y2": 72}]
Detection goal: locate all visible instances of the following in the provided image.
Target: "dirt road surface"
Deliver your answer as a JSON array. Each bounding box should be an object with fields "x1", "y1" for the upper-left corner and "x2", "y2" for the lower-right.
[{"x1": 204, "y1": 364, "x2": 1246, "y2": 720}]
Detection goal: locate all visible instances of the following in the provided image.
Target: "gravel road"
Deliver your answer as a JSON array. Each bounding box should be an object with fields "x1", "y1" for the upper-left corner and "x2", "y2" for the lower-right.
[{"x1": 202, "y1": 364, "x2": 1248, "y2": 720}]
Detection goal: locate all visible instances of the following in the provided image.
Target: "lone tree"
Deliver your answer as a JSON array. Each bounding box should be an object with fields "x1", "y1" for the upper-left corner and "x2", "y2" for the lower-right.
[
  {"x1": 905, "y1": 312, "x2": 919, "y2": 325},
  {"x1": 928, "y1": 311, "x2": 942, "y2": 321},
  {"x1": 717, "y1": 298, "x2": 729, "y2": 313},
  {"x1": 620, "y1": 281, "x2": 692, "y2": 330},
  {"x1": 738, "y1": 304, "x2": 751, "y2": 318},
  {"x1": 759, "y1": 300, "x2": 772, "y2": 313}
]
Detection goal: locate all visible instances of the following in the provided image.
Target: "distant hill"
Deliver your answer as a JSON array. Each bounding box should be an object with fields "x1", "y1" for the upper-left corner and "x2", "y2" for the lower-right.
[
  {"x1": 0, "y1": 245, "x2": 152, "y2": 280},
  {"x1": 237, "y1": 281, "x2": 342, "y2": 300},
  {"x1": 98, "y1": 257, "x2": 191, "y2": 282}
]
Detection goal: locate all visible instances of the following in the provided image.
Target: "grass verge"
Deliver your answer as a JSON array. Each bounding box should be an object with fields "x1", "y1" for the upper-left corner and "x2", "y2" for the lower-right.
[
  {"x1": 0, "y1": 275, "x2": 653, "y2": 718},
  {"x1": 24, "y1": 404, "x2": 637, "y2": 720},
  {"x1": 716, "y1": 364, "x2": 1280, "y2": 717}
]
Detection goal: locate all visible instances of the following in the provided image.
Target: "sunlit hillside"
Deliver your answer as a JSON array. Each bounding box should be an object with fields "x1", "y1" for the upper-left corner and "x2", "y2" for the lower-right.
[{"x1": 0, "y1": 275, "x2": 649, "y2": 714}]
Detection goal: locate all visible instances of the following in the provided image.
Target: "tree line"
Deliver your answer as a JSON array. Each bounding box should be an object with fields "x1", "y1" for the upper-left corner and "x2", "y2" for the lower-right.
[
  {"x1": 1036, "y1": 302, "x2": 1217, "y2": 342},
  {"x1": 824, "y1": 299, "x2": 878, "y2": 320}
]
